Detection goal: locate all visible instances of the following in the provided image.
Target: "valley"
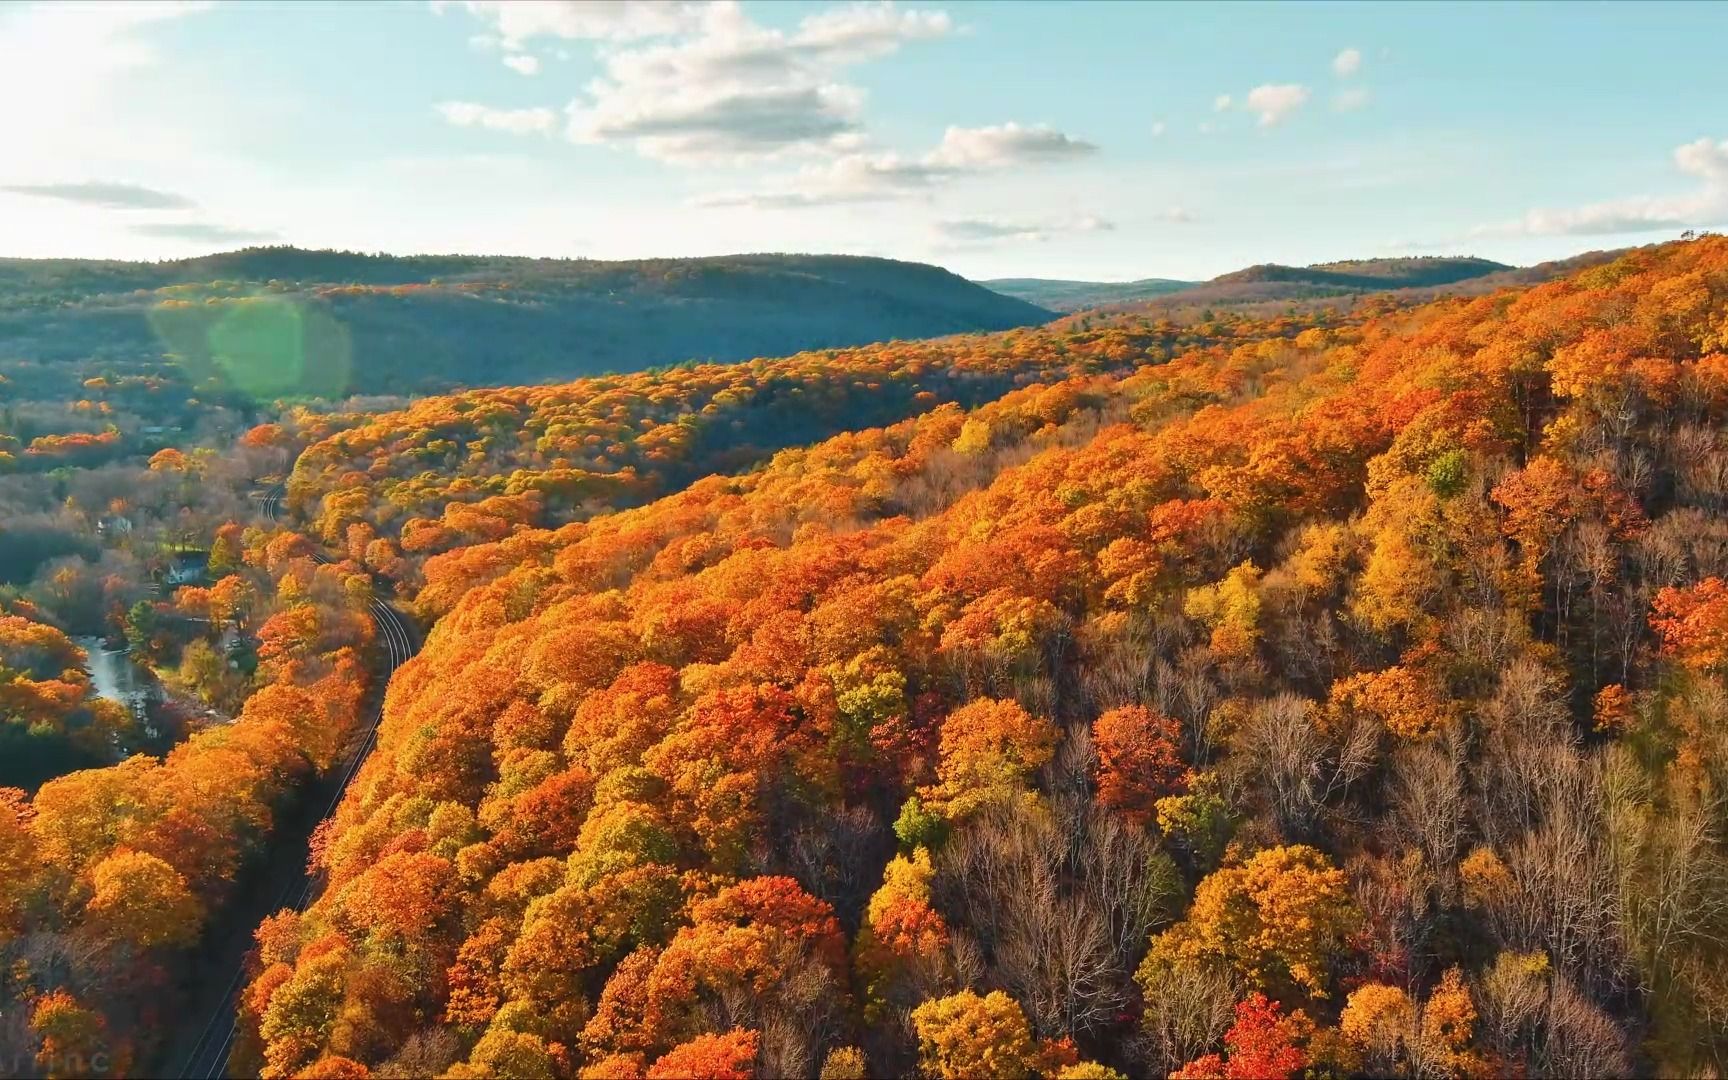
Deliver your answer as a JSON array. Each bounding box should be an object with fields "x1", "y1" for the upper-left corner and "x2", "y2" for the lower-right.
[
  {"x1": 4, "y1": 3, "x2": 1719, "y2": 1076},
  {"x1": 979, "y1": 277, "x2": 1198, "y2": 311}
]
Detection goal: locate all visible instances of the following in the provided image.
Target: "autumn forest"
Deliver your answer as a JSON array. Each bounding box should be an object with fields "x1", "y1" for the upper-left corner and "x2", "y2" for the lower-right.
[{"x1": 4, "y1": 233, "x2": 1728, "y2": 1080}]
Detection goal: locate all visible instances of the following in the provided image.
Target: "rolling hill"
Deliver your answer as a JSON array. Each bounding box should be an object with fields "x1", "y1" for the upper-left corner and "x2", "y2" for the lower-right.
[{"x1": 0, "y1": 248, "x2": 1054, "y2": 398}]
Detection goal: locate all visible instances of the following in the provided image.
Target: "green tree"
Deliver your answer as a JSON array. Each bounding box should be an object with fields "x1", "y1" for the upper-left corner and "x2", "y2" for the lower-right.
[{"x1": 122, "y1": 600, "x2": 157, "y2": 657}]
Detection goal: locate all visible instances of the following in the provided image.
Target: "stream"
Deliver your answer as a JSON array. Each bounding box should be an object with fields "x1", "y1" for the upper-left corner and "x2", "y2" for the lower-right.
[{"x1": 74, "y1": 636, "x2": 164, "y2": 741}]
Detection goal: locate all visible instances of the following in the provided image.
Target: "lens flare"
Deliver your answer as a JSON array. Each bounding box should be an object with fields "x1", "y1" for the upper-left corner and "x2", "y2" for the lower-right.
[{"x1": 150, "y1": 294, "x2": 352, "y2": 401}]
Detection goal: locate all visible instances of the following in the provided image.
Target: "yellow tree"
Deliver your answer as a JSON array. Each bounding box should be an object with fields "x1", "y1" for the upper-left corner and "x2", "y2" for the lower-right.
[
  {"x1": 921, "y1": 698, "x2": 1058, "y2": 820},
  {"x1": 1145, "y1": 845, "x2": 1355, "y2": 999},
  {"x1": 0, "y1": 788, "x2": 38, "y2": 942},
  {"x1": 1184, "y1": 562, "x2": 1264, "y2": 660},
  {"x1": 854, "y1": 847, "x2": 951, "y2": 1018},
  {"x1": 31, "y1": 990, "x2": 120, "y2": 1079},
  {"x1": 84, "y1": 848, "x2": 203, "y2": 950},
  {"x1": 910, "y1": 990, "x2": 1038, "y2": 1080},
  {"x1": 1339, "y1": 982, "x2": 1415, "y2": 1074}
]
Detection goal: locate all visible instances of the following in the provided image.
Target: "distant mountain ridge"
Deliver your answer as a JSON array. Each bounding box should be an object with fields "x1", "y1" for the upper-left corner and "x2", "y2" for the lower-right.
[
  {"x1": 1043, "y1": 253, "x2": 1634, "y2": 323},
  {"x1": 985, "y1": 256, "x2": 1519, "y2": 317},
  {"x1": 0, "y1": 247, "x2": 1054, "y2": 397},
  {"x1": 978, "y1": 276, "x2": 1197, "y2": 311}
]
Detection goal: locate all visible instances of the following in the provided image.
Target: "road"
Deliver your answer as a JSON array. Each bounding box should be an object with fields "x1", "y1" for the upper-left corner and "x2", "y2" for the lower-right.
[{"x1": 166, "y1": 485, "x2": 417, "y2": 1079}]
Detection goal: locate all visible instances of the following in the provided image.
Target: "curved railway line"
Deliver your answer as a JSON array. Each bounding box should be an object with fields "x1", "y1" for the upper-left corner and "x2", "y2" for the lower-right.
[{"x1": 174, "y1": 485, "x2": 416, "y2": 1079}]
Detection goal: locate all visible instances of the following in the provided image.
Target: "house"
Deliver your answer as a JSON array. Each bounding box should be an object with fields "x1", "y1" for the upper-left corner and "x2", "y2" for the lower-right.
[{"x1": 166, "y1": 550, "x2": 209, "y2": 586}]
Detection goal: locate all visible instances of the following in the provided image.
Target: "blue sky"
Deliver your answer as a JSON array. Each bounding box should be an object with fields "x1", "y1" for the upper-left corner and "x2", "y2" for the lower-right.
[{"x1": 2, "y1": 0, "x2": 1725, "y2": 280}]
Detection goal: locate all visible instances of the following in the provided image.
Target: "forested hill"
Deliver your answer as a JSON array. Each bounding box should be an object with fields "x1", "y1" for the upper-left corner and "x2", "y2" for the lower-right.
[
  {"x1": 0, "y1": 248, "x2": 1052, "y2": 396},
  {"x1": 227, "y1": 236, "x2": 1728, "y2": 1077},
  {"x1": 11, "y1": 236, "x2": 1728, "y2": 1078}
]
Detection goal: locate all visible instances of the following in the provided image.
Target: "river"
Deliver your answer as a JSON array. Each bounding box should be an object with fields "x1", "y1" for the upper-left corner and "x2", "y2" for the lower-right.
[{"x1": 74, "y1": 635, "x2": 163, "y2": 740}]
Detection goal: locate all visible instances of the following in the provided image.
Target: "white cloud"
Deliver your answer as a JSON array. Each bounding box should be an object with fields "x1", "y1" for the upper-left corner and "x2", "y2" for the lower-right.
[
  {"x1": 1197, "y1": 121, "x2": 1215, "y2": 135},
  {"x1": 1244, "y1": 83, "x2": 1310, "y2": 127},
  {"x1": 570, "y1": 85, "x2": 864, "y2": 161},
  {"x1": 594, "y1": 2, "x2": 943, "y2": 90},
  {"x1": 131, "y1": 221, "x2": 278, "y2": 245},
  {"x1": 698, "y1": 151, "x2": 950, "y2": 207},
  {"x1": 437, "y1": 101, "x2": 559, "y2": 135},
  {"x1": 435, "y1": 3, "x2": 954, "y2": 163},
  {"x1": 1676, "y1": 136, "x2": 1728, "y2": 183},
  {"x1": 696, "y1": 189, "x2": 872, "y2": 210},
  {"x1": 697, "y1": 120, "x2": 1096, "y2": 208},
  {"x1": 939, "y1": 219, "x2": 1039, "y2": 241},
  {"x1": 1210, "y1": 83, "x2": 1315, "y2": 128},
  {"x1": 1333, "y1": 87, "x2": 1370, "y2": 112},
  {"x1": 927, "y1": 122, "x2": 1096, "y2": 168},
  {"x1": 934, "y1": 214, "x2": 1114, "y2": 244},
  {"x1": 432, "y1": 0, "x2": 710, "y2": 47},
  {"x1": 502, "y1": 53, "x2": 540, "y2": 75},
  {"x1": 1474, "y1": 135, "x2": 1728, "y2": 237},
  {"x1": 1150, "y1": 120, "x2": 1166, "y2": 138},
  {"x1": 1488, "y1": 193, "x2": 1719, "y2": 237},
  {"x1": 0, "y1": 181, "x2": 195, "y2": 209},
  {"x1": 562, "y1": 1, "x2": 951, "y2": 163},
  {"x1": 792, "y1": 1, "x2": 954, "y2": 59},
  {"x1": 1332, "y1": 47, "x2": 1362, "y2": 77}
]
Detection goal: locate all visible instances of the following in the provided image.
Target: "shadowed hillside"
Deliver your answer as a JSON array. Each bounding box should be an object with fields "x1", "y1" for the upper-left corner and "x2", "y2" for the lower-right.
[{"x1": 0, "y1": 248, "x2": 1053, "y2": 397}]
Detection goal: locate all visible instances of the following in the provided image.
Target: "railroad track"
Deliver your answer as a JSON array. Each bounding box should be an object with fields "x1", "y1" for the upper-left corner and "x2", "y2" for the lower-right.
[{"x1": 176, "y1": 485, "x2": 415, "y2": 1079}]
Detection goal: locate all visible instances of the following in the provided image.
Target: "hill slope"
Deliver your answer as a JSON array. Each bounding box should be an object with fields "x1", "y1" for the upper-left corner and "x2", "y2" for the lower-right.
[
  {"x1": 1153, "y1": 254, "x2": 1512, "y2": 308},
  {"x1": 978, "y1": 276, "x2": 1197, "y2": 311},
  {"x1": 0, "y1": 248, "x2": 1053, "y2": 397},
  {"x1": 12, "y1": 237, "x2": 1728, "y2": 1078},
  {"x1": 1209, "y1": 255, "x2": 1511, "y2": 290},
  {"x1": 222, "y1": 236, "x2": 1728, "y2": 1079}
]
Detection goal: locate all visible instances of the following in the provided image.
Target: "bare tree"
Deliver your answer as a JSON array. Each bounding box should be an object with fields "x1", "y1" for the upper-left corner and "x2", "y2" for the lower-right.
[
  {"x1": 1486, "y1": 756, "x2": 1629, "y2": 1000},
  {"x1": 1476, "y1": 949, "x2": 1634, "y2": 1078},
  {"x1": 780, "y1": 803, "x2": 887, "y2": 933},
  {"x1": 754, "y1": 955, "x2": 848, "y2": 1080},
  {"x1": 700, "y1": 950, "x2": 847, "y2": 1080},
  {"x1": 375, "y1": 1029, "x2": 462, "y2": 1079},
  {"x1": 1388, "y1": 735, "x2": 1469, "y2": 901},
  {"x1": 1473, "y1": 658, "x2": 1579, "y2": 848},
  {"x1": 1235, "y1": 693, "x2": 1327, "y2": 840},
  {"x1": 933, "y1": 798, "x2": 1174, "y2": 1040},
  {"x1": 1129, "y1": 958, "x2": 1237, "y2": 1076}
]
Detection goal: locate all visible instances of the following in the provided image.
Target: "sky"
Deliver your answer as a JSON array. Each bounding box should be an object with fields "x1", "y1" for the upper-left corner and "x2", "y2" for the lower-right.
[{"x1": 2, "y1": 0, "x2": 1726, "y2": 281}]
